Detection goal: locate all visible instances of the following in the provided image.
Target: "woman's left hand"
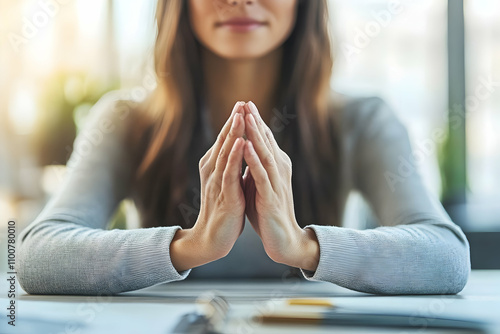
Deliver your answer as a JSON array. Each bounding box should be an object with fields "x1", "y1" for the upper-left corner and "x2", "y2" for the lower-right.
[{"x1": 242, "y1": 102, "x2": 320, "y2": 272}]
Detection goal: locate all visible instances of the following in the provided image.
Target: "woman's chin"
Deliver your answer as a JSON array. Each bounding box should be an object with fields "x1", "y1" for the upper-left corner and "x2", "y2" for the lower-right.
[{"x1": 210, "y1": 47, "x2": 274, "y2": 61}]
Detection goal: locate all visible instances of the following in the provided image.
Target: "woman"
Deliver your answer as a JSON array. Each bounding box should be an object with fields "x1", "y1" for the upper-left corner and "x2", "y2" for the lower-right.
[{"x1": 18, "y1": 0, "x2": 470, "y2": 295}]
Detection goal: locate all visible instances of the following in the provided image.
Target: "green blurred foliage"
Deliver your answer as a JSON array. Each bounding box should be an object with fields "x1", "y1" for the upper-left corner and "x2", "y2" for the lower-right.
[
  {"x1": 32, "y1": 72, "x2": 119, "y2": 166},
  {"x1": 108, "y1": 200, "x2": 128, "y2": 230},
  {"x1": 438, "y1": 108, "x2": 468, "y2": 204}
]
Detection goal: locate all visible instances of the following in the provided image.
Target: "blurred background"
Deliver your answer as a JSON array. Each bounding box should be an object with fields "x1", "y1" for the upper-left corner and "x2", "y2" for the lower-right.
[{"x1": 0, "y1": 0, "x2": 499, "y2": 268}]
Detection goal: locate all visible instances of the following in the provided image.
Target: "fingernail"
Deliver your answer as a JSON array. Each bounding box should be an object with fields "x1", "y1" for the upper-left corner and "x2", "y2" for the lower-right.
[
  {"x1": 249, "y1": 101, "x2": 258, "y2": 114},
  {"x1": 232, "y1": 101, "x2": 245, "y2": 114},
  {"x1": 232, "y1": 114, "x2": 239, "y2": 128},
  {"x1": 248, "y1": 114, "x2": 256, "y2": 127}
]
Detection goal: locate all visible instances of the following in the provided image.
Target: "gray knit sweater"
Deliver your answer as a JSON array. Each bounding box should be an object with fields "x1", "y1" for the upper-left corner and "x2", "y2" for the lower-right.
[{"x1": 17, "y1": 92, "x2": 470, "y2": 295}]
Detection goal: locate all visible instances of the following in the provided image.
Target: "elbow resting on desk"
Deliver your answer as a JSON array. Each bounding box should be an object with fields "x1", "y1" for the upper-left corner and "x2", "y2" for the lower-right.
[
  {"x1": 359, "y1": 225, "x2": 471, "y2": 295},
  {"x1": 303, "y1": 221, "x2": 471, "y2": 295},
  {"x1": 17, "y1": 220, "x2": 191, "y2": 295},
  {"x1": 428, "y1": 227, "x2": 471, "y2": 294}
]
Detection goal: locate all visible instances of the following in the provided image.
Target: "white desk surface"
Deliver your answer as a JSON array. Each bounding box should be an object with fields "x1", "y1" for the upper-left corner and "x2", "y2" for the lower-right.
[{"x1": 2, "y1": 270, "x2": 499, "y2": 334}]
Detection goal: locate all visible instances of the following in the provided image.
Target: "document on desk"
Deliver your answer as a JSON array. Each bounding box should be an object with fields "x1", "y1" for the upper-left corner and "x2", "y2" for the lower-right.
[{"x1": 255, "y1": 298, "x2": 489, "y2": 331}]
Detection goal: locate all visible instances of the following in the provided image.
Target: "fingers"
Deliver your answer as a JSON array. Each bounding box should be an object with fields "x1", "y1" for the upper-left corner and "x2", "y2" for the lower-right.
[
  {"x1": 222, "y1": 137, "x2": 245, "y2": 196},
  {"x1": 214, "y1": 112, "x2": 245, "y2": 178},
  {"x1": 244, "y1": 112, "x2": 268, "y2": 154},
  {"x1": 244, "y1": 112, "x2": 280, "y2": 186},
  {"x1": 244, "y1": 140, "x2": 273, "y2": 198},
  {"x1": 246, "y1": 101, "x2": 280, "y2": 155},
  {"x1": 207, "y1": 101, "x2": 245, "y2": 169},
  {"x1": 244, "y1": 102, "x2": 273, "y2": 152},
  {"x1": 199, "y1": 146, "x2": 213, "y2": 169}
]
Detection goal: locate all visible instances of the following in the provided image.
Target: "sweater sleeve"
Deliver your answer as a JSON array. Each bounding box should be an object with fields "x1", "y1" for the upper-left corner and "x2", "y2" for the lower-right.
[
  {"x1": 299, "y1": 97, "x2": 471, "y2": 295},
  {"x1": 17, "y1": 92, "x2": 191, "y2": 295}
]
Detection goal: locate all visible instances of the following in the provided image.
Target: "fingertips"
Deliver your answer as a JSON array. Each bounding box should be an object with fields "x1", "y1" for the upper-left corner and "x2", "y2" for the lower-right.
[
  {"x1": 231, "y1": 112, "x2": 240, "y2": 131},
  {"x1": 248, "y1": 101, "x2": 269, "y2": 129},
  {"x1": 222, "y1": 101, "x2": 245, "y2": 134},
  {"x1": 245, "y1": 102, "x2": 274, "y2": 148},
  {"x1": 207, "y1": 102, "x2": 246, "y2": 172},
  {"x1": 243, "y1": 101, "x2": 261, "y2": 123},
  {"x1": 245, "y1": 102, "x2": 264, "y2": 130},
  {"x1": 232, "y1": 101, "x2": 246, "y2": 116},
  {"x1": 243, "y1": 102, "x2": 253, "y2": 116},
  {"x1": 232, "y1": 112, "x2": 245, "y2": 136},
  {"x1": 248, "y1": 101, "x2": 260, "y2": 118}
]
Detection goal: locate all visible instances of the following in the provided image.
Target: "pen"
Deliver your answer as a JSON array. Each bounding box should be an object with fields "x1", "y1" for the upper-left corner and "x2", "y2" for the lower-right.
[{"x1": 171, "y1": 291, "x2": 229, "y2": 334}]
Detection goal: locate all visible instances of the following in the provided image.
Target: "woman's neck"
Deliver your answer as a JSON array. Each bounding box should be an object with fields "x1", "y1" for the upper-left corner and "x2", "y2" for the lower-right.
[{"x1": 202, "y1": 47, "x2": 282, "y2": 132}]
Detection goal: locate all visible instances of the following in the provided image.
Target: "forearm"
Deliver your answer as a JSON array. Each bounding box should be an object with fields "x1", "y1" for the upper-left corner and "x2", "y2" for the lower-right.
[
  {"x1": 298, "y1": 219, "x2": 470, "y2": 295},
  {"x1": 18, "y1": 217, "x2": 191, "y2": 295}
]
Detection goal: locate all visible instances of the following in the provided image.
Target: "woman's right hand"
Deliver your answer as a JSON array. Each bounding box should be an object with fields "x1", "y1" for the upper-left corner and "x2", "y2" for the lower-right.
[{"x1": 170, "y1": 101, "x2": 247, "y2": 272}]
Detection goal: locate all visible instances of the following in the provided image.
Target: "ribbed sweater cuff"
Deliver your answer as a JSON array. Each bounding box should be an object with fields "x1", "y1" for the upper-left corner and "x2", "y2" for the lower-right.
[
  {"x1": 110, "y1": 225, "x2": 192, "y2": 293},
  {"x1": 149, "y1": 226, "x2": 192, "y2": 283},
  {"x1": 299, "y1": 225, "x2": 361, "y2": 286}
]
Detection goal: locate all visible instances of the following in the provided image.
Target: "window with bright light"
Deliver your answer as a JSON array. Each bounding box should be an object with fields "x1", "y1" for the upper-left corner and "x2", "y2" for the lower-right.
[
  {"x1": 465, "y1": 0, "x2": 500, "y2": 224},
  {"x1": 330, "y1": 0, "x2": 448, "y2": 197}
]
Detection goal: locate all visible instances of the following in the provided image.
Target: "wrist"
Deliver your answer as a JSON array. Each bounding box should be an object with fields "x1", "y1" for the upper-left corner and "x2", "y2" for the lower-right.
[
  {"x1": 170, "y1": 227, "x2": 217, "y2": 272},
  {"x1": 274, "y1": 225, "x2": 320, "y2": 271},
  {"x1": 293, "y1": 227, "x2": 320, "y2": 272}
]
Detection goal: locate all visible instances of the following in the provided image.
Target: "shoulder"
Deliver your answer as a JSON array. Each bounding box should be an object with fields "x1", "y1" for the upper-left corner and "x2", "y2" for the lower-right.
[
  {"x1": 83, "y1": 89, "x2": 144, "y2": 132},
  {"x1": 69, "y1": 90, "x2": 148, "y2": 167},
  {"x1": 328, "y1": 91, "x2": 407, "y2": 144},
  {"x1": 78, "y1": 89, "x2": 154, "y2": 150}
]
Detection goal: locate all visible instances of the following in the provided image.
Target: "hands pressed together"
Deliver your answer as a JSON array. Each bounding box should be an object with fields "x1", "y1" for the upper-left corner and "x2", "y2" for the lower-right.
[{"x1": 171, "y1": 102, "x2": 320, "y2": 274}]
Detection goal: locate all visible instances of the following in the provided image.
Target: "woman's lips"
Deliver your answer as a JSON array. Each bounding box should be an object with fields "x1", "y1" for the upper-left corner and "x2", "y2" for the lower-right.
[{"x1": 216, "y1": 17, "x2": 266, "y2": 32}]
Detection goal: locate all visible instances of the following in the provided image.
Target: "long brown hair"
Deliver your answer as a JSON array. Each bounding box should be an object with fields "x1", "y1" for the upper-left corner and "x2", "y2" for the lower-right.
[{"x1": 127, "y1": 0, "x2": 341, "y2": 229}]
